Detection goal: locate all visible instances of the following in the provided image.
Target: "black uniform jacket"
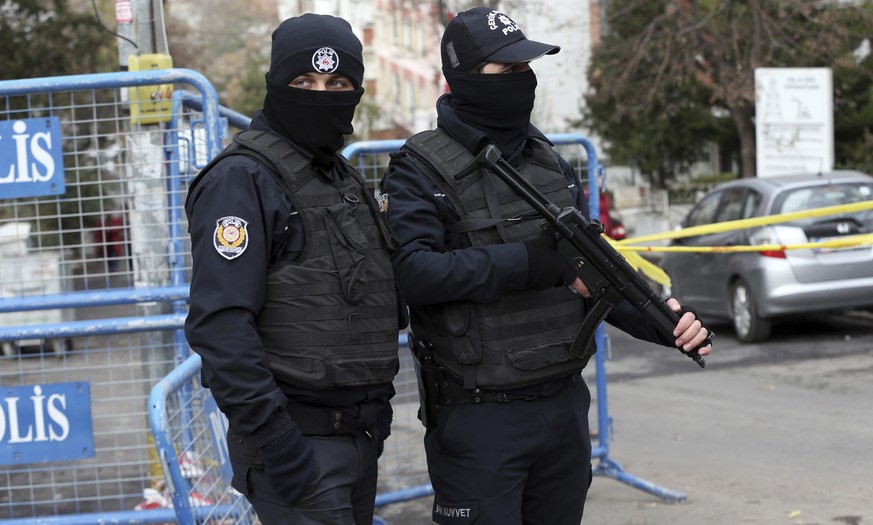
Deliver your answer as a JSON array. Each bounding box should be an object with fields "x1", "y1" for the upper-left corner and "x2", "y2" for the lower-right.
[
  {"x1": 380, "y1": 95, "x2": 675, "y2": 349},
  {"x1": 185, "y1": 112, "x2": 393, "y2": 436}
]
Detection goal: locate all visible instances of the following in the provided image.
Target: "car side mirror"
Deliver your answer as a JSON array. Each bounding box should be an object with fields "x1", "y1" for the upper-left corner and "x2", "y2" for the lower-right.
[{"x1": 671, "y1": 224, "x2": 686, "y2": 246}]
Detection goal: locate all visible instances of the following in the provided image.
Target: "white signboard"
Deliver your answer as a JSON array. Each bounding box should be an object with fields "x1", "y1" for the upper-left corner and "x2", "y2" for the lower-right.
[{"x1": 755, "y1": 68, "x2": 833, "y2": 177}]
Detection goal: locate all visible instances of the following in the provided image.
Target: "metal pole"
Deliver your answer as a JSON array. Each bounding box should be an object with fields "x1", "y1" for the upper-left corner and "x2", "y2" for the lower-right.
[
  {"x1": 115, "y1": 0, "x2": 156, "y2": 69},
  {"x1": 116, "y1": 0, "x2": 177, "y2": 487}
]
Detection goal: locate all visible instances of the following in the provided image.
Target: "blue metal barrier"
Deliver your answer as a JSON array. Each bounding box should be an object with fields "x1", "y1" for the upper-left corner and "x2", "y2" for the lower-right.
[
  {"x1": 148, "y1": 341, "x2": 416, "y2": 524},
  {"x1": 148, "y1": 353, "x2": 256, "y2": 525},
  {"x1": 176, "y1": 90, "x2": 251, "y2": 131},
  {"x1": 0, "y1": 69, "x2": 225, "y2": 523}
]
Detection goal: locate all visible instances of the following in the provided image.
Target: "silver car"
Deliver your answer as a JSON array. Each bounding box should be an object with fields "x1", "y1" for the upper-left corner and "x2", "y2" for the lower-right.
[{"x1": 660, "y1": 171, "x2": 873, "y2": 343}]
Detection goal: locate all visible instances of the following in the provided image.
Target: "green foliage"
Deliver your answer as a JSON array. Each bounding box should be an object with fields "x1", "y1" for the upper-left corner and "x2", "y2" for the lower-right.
[
  {"x1": 833, "y1": 54, "x2": 873, "y2": 174},
  {"x1": 583, "y1": 1, "x2": 730, "y2": 189},
  {"x1": 219, "y1": 41, "x2": 269, "y2": 121},
  {"x1": 583, "y1": 0, "x2": 873, "y2": 182},
  {"x1": 164, "y1": 0, "x2": 275, "y2": 117},
  {"x1": 0, "y1": 0, "x2": 116, "y2": 80}
]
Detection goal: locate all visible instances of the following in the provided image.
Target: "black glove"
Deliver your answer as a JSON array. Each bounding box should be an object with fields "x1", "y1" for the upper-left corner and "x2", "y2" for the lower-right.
[
  {"x1": 522, "y1": 231, "x2": 578, "y2": 290},
  {"x1": 375, "y1": 403, "x2": 393, "y2": 458},
  {"x1": 252, "y1": 410, "x2": 316, "y2": 506},
  {"x1": 680, "y1": 304, "x2": 698, "y2": 318},
  {"x1": 657, "y1": 302, "x2": 704, "y2": 347}
]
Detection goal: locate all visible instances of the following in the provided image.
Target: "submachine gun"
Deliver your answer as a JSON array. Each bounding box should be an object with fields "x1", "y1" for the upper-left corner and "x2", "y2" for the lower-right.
[{"x1": 475, "y1": 144, "x2": 712, "y2": 368}]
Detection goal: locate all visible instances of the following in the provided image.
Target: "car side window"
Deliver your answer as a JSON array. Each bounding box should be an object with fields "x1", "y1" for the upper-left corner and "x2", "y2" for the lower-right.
[
  {"x1": 715, "y1": 187, "x2": 747, "y2": 223},
  {"x1": 685, "y1": 191, "x2": 722, "y2": 227},
  {"x1": 742, "y1": 190, "x2": 762, "y2": 219}
]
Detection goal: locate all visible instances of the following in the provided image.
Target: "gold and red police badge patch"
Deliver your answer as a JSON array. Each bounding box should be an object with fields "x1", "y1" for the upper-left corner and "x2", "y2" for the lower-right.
[{"x1": 213, "y1": 216, "x2": 249, "y2": 260}]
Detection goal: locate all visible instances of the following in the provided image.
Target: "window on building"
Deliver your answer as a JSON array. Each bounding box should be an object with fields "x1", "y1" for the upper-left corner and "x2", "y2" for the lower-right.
[
  {"x1": 406, "y1": 78, "x2": 415, "y2": 117},
  {"x1": 403, "y1": 19, "x2": 411, "y2": 50}
]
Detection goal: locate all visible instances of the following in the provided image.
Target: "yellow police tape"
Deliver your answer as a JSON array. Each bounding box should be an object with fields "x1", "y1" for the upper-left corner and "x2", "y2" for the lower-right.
[
  {"x1": 623, "y1": 233, "x2": 873, "y2": 254},
  {"x1": 605, "y1": 199, "x2": 873, "y2": 288}
]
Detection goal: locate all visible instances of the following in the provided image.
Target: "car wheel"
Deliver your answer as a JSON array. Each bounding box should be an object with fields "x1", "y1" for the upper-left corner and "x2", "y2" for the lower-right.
[{"x1": 730, "y1": 279, "x2": 771, "y2": 343}]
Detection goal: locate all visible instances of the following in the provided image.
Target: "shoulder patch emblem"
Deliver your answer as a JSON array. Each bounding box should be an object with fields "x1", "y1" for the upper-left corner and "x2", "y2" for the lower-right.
[
  {"x1": 213, "y1": 216, "x2": 249, "y2": 260},
  {"x1": 378, "y1": 193, "x2": 389, "y2": 213}
]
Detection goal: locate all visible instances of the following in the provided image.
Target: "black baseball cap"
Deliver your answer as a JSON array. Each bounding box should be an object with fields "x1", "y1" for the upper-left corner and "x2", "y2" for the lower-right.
[{"x1": 441, "y1": 7, "x2": 560, "y2": 72}]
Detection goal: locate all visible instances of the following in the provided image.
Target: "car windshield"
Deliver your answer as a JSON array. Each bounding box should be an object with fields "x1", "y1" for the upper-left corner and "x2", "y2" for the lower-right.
[
  {"x1": 774, "y1": 183, "x2": 873, "y2": 215},
  {"x1": 772, "y1": 181, "x2": 873, "y2": 230}
]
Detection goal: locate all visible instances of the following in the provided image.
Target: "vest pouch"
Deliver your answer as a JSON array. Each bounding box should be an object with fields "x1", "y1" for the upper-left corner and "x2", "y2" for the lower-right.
[
  {"x1": 267, "y1": 356, "x2": 322, "y2": 387},
  {"x1": 444, "y1": 302, "x2": 482, "y2": 365},
  {"x1": 506, "y1": 338, "x2": 579, "y2": 371},
  {"x1": 324, "y1": 202, "x2": 369, "y2": 304},
  {"x1": 325, "y1": 353, "x2": 399, "y2": 387}
]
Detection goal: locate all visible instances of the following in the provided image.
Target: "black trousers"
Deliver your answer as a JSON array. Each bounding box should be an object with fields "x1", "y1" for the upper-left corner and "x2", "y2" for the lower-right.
[
  {"x1": 424, "y1": 376, "x2": 592, "y2": 525},
  {"x1": 227, "y1": 432, "x2": 381, "y2": 525}
]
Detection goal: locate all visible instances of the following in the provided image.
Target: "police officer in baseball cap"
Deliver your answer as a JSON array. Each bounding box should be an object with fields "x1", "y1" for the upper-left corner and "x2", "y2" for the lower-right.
[
  {"x1": 186, "y1": 13, "x2": 403, "y2": 524},
  {"x1": 380, "y1": 6, "x2": 712, "y2": 524}
]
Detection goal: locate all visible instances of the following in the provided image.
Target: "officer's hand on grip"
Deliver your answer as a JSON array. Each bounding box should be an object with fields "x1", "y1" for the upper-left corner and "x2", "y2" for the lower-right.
[
  {"x1": 522, "y1": 231, "x2": 578, "y2": 290},
  {"x1": 252, "y1": 410, "x2": 317, "y2": 505},
  {"x1": 665, "y1": 298, "x2": 713, "y2": 357}
]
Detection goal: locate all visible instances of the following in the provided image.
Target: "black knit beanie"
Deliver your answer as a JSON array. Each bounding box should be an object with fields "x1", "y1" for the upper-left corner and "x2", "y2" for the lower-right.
[{"x1": 268, "y1": 13, "x2": 364, "y2": 88}]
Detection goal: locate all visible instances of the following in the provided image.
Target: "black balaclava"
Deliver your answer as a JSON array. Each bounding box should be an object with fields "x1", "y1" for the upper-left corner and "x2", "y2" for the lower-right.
[
  {"x1": 263, "y1": 14, "x2": 365, "y2": 170},
  {"x1": 443, "y1": 68, "x2": 537, "y2": 158}
]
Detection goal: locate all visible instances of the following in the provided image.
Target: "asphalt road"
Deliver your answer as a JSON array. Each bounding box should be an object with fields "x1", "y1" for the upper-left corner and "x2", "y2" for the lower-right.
[{"x1": 376, "y1": 311, "x2": 873, "y2": 525}]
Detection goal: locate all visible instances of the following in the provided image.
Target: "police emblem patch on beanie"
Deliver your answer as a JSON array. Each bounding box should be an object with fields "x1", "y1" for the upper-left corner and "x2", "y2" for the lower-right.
[
  {"x1": 312, "y1": 47, "x2": 339, "y2": 73},
  {"x1": 213, "y1": 216, "x2": 249, "y2": 260}
]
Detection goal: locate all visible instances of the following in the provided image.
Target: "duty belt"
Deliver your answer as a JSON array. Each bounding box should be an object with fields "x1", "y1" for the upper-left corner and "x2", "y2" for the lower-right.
[
  {"x1": 285, "y1": 401, "x2": 379, "y2": 438},
  {"x1": 438, "y1": 374, "x2": 576, "y2": 406}
]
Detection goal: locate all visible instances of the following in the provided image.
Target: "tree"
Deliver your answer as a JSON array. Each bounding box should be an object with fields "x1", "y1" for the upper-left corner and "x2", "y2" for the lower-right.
[
  {"x1": 585, "y1": 0, "x2": 873, "y2": 179},
  {"x1": 164, "y1": 0, "x2": 277, "y2": 117},
  {"x1": 0, "y1": 0, "x2": 116, "y2": 80},
  {"x1": 584, "y1": 0, "x2": 733, "y2": 188},
  {"x1": 833, "y1": 34, "x2": 873, "y2": 174}
]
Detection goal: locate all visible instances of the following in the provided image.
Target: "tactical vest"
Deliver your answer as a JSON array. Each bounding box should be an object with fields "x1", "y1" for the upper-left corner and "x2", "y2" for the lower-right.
[
  {"x1": 402, "y1": 130, "x2": 591, "y2": 390},
  {"x1": 190, "y1": 130, "x2": 399, "y2": 390}
]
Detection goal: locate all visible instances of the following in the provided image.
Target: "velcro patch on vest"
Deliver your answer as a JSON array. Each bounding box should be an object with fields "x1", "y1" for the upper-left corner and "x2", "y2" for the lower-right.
[
  {"x1": 378, "y1": 193, "x2": 389, "y2": 213},
  {"x1": 213, "y1": 215, "x2": 249, "y2": 260}
]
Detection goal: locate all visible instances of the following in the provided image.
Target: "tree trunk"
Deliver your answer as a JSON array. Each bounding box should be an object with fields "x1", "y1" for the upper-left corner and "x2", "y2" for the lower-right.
[{"x1": 730, "y1": 101, "x2": 757, "y2": 178}]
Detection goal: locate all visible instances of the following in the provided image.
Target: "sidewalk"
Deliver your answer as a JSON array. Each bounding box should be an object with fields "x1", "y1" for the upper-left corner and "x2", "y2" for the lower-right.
[{"x1": 583, "y1": 350, "x2": 873, "y2": 525}]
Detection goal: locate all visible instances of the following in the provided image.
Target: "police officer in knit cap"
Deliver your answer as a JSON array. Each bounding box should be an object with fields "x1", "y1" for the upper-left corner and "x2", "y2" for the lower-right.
[
  {"x1": 185, "y1": 13, "x2": 403, "y2": 525},
  {"x1": 380, "y1": 6, "x2": 712, "y2": 524}
]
